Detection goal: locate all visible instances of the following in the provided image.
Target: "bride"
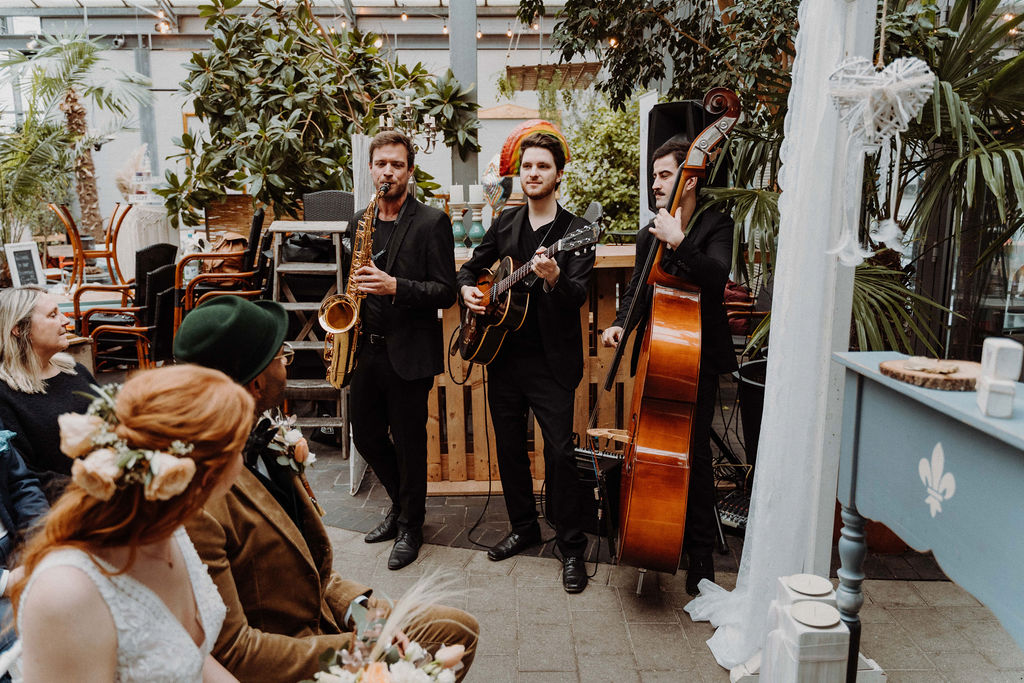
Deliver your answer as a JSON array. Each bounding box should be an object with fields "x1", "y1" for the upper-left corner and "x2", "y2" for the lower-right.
[{"x1": 10, "y1": 364, "x2": 254, "y2": 682}]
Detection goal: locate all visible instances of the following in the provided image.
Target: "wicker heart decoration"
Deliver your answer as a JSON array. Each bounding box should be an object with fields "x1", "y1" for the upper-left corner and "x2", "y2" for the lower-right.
[{"x1": 829, "y1": 56, "x2": 934, "y2": 150}]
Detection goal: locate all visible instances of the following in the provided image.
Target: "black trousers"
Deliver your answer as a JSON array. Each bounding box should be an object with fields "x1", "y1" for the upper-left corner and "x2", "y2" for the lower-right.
[
  {"x1": 350, "y1": 344, "x2": 433, "y2": 531},
  {"x1": 684, "y1": 369, "x2": 720, "y2": 558},
  {"x1": 487, "y1": 356, "x2": 588, "y2": 557}
]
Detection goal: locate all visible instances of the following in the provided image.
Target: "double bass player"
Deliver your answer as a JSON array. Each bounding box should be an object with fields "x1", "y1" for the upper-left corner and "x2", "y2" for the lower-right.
[{"x1": 602, "y1": 138, "x2": 737, "y2": 595}]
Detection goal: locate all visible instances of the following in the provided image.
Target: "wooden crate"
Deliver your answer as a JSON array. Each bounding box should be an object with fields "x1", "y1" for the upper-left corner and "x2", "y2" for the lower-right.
[{"x1": 427, "y1": 245, "x2": 636, "y2": 495}]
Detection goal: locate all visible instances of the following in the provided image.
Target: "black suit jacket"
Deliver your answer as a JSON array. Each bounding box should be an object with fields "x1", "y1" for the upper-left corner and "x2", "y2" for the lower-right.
[
  {"x1": 613, "y1": 209, "x2": 738, "y2": 376},
  {"x1": 352, "y1": 196, "x2": 457, "y2": 381},
  {"x1": 0, "y1": 429, "x2": 48, "y2": 567},
  {"x1": 456, "y1": 204, "x2": 595, "y2": 390}
]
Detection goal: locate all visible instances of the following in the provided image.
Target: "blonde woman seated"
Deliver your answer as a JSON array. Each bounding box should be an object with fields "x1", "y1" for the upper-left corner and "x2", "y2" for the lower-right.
[
  {"x1": 0, "y1": 286, "x2": 97, "y2": 499},
  {"x1": 10, "y1": 365, "x2": 254, "y2": 682}
]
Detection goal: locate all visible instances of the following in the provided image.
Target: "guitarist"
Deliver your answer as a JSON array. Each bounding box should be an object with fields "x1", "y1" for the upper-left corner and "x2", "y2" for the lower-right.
[
  {"x1": 601, "y1": 139, "x2": 737, "y2": 595},
  {"x1": 457, "y1": 132, "x2": 595, "y2": 594}
]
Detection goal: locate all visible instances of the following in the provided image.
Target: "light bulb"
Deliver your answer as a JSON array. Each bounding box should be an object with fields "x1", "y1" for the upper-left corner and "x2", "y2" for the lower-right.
[
  {"x1": 477, "y1": 28, "x2": 483, "y2": 39},
  {"x1": 1004, "y1": 12, "x2": 1015, "y2": 20},
  {"x1": 506, "y1": 25, "x2": 513, "y2": 37},
  {"x1": 157, "y1": 9, "x2": 165, "y2": 18},
  {"x1": 401, "y1": 11, "x2": 408, "y2": 21},
  {"x1": 608, "y1": 37, "x2": 618, "y2": 47},
  {"x1": 341, "y1": 20, "x2": 347, "y2": 28},
  {"x1": 374, "y1": 37, "x2": 383, "y2": 47},
  {"x1": 532, "y1": 22, "x2": 539, "y2": 30},
  {"x1": 442, "y1": 24, "x2": 448, "y2": 34}
]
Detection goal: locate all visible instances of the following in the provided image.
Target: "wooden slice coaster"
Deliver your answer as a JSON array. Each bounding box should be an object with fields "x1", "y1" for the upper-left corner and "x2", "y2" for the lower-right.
[{"x1": 879, "y1": 358, "x2": 981, "y2": 391}]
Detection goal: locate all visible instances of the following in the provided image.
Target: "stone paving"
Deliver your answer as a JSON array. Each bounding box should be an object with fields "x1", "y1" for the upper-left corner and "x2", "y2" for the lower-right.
[{"x1": 310, "y1": 450, "x2": 1024, "y2": 683}]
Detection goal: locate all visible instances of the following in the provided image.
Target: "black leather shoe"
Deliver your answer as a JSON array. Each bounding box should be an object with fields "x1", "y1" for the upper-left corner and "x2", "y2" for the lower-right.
[
  {"x1": 365, "y1": 510, "x2": 399, "y2": 544},
  {"x1": 686, "y1": 553, "x2": 715, "y2": 596},
  {"x1": 562, "y1": 556, "x2": 588, "y2": 594},
  {"x1": 487, "y1": 528, "x2": 542, "y2": 562},
  {"x1": 388, "y1": 529, "x2": 423, "y2": 570}
]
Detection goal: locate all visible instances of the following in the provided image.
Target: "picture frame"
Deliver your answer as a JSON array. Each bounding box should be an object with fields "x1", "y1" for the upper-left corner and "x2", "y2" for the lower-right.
[{"x1": 4, "y1": 242, "x2": 45, "y2": 288}]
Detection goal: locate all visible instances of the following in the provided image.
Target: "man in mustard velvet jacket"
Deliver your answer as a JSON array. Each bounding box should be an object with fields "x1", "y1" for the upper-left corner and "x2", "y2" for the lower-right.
[{"x1": 174, "y1": 296, "x2": 478, "y2": 683}]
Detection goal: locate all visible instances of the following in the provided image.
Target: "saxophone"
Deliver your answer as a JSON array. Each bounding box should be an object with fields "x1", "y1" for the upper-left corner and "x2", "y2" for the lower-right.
[{"x1": 319, "y1": 182, "x2": 390, "y2": 388}]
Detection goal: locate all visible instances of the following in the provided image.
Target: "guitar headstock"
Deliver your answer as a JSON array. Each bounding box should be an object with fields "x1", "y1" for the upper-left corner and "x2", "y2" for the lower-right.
[{"x1": 558, "y1": 221, "x2": 602, "y2": 254}]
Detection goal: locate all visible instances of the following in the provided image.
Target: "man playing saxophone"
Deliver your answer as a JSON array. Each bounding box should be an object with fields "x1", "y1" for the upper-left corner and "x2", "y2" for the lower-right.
[{"x1": 350, "y1": 130, "x2": 457, "y2": 570}]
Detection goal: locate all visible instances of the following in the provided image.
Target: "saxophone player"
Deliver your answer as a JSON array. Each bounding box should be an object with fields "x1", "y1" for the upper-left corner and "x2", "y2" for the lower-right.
[{"x1": 350, "y1": 130, "x2": 457, "y2": 570}]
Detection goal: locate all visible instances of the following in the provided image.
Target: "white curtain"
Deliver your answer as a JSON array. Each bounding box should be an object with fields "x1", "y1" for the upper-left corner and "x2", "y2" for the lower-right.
[{"x1": 685, "y1": 0, "x2": 873, "y2": 669}]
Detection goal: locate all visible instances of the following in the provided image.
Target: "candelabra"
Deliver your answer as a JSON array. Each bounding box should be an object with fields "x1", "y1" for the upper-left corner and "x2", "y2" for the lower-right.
[{"x1": 378, "y1": 95, "x2": 441, "y2": 154}]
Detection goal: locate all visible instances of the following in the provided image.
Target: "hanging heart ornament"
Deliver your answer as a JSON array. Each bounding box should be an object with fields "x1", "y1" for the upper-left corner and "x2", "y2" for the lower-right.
[{"x1": 829, "y1": 56, "x2": 935, "y2": 150}]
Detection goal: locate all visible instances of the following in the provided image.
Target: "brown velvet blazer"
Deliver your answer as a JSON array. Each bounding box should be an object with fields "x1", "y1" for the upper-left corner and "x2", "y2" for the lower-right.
[{"x1": 186, "y1": 467, "x2": 371, "y2": 683}]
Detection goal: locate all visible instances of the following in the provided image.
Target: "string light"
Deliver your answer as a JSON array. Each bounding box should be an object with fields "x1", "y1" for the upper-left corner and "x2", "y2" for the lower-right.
[
  {"x1": 156, "y1": 9, "x2": 165, "y2": 18},
  {"x1": 1004, "y1": 12, "x2": 1015, "y2": 20},
  {"x1": 506, "y1": 24, "x2": 513, "y2": 37},
  {"x1": 154, "y1": 19, "x2": 171, "y2": 33},
  {"x1": 374, "y1": 36, "x2": 383, "y2": 47},
  {"x1": 477, "y1": 25, "x2": 483, "y2": 39},
  {"x1": 401, "y1": 11, "x2": 408, "y2": 21},
  {"x1": 442, "y1": 23, "x2": 448, "y2": 34},
  {"x1": 608, "y1": 36, "x2": 618, "y2": 48},
  {"x1": 532, "y1": 21, "x2": 539, "y2": 30},
  {"x1": 341, "y1": 20, "x2": 347, "y2": 28}
]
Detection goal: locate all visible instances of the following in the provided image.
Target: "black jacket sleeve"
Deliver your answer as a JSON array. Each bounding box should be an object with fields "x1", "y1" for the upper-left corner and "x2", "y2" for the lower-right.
[
  {"x1": 546, "y1": 216, "x2": 594, "y2": 311},
  {"x1": 612, "y1": 226, "x2": 655, "y2": 329},
  {"x1": 664, "y1": 211, "x2": 734, "y2": 296},
  {"x1": 393, "y1": 210, "x2": 457, "y2": 311}
]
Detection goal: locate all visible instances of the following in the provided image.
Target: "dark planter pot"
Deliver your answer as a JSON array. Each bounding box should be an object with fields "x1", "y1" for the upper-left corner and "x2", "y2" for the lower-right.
[
  {"x1": 733, "y1": 358, "x2": 767, "y2": 470},
  {"x1": 80, "y1": 236, "x2": 97, "y2": 266}
]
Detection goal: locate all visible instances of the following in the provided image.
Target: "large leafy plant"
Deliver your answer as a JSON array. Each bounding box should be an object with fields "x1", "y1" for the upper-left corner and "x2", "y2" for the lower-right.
[
  {"x1": 158, "y1": 0, "x2": 480, "y2": 227},
  {"x1": 561, "y1": 94, "x2": 640, "y2": 239},
  {"x1": 0, "y1": 34, "x2": 152, "y2": 238}
]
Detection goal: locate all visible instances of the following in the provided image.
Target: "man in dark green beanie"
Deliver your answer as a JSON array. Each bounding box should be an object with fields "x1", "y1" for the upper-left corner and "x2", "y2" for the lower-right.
[{"x1": 174, "y1": 295, "x2": 479, "y2": 682}]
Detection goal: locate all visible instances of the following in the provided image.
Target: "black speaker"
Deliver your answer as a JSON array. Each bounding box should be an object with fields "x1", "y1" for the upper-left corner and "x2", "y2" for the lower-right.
[
  {"x1": 646, "y1": 100, "x2": 730, "y2": 211},
  {"x1": 574, "y1": 447, "x2": 621, "y2": 549}
]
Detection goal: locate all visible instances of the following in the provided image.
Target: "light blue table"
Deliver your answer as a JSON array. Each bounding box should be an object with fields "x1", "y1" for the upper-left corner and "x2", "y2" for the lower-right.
[{"x1": 834, "y1": 351, "x2": 1024, "y2": 682}]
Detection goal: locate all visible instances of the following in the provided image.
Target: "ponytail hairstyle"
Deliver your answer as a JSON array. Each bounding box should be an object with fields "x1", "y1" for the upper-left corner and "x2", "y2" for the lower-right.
[
  {"x1": 0, "y1": 286, "x2": 75, "y2": 393},
  {"x1": 11, "y1": 364, "x2": 254, "y2": 614}
]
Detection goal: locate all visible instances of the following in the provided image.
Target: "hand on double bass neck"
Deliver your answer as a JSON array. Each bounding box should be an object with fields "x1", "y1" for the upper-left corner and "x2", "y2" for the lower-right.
[
  {"x1": 649, "y1": 207, "x2": 687, "y2": 250},
  {"x1": 530, "y1": 246, "x2": 560, "y2": 288}
]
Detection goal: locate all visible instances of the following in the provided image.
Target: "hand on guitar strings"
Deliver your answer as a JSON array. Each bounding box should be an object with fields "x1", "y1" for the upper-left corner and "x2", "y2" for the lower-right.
[
  {"x1": 530, "y1": 247, "x2": 560, "y2": 288},
  {"x1": 354, "y1": 262, "x2": 398, "y2": 296},
  {"x1": 461, "y1": 285, "x2": 487, "y2": 314},
  {"x1": 650, "y1": 208, "x2": 686, "y2": 250}
]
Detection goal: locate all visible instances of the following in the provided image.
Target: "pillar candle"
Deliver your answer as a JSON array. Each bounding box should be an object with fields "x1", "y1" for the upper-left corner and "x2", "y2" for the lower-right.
[
  {"x1": 468, "y1": 184, "x2": 484, "y2": 204},
  {"x1": 449, "y1": 185, "x2": 464, "y2": 204}
]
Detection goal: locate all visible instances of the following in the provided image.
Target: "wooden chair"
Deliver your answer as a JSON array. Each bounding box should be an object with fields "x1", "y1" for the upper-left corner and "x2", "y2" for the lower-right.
[
  {"x1": 47, "y1": 203, "x2": 132, "y2": 289},
  {"x1": 74, "y1": 243, "x2": 178, "y2": 371},
  {"x1": 174, "y1": 208, "x2": 268, "y2": 333}
]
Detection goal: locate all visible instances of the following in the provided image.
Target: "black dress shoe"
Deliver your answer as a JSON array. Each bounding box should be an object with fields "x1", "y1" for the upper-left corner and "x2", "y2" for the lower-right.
[
  {"x1": 487, "y1": 528, "x2": 542, "y2": 562},
  {"x1": 388, "y1": 529, "x2": 423, "y2": 570},
  {"x1": 562, "y1": 556, "x2": 588, "y2": 594},
  {"x1": 686, "y1": 553, "x2": 715, "y2": 596},
  {"x1": 365, "y1": 510, "x2": 399, "y2": 544}
]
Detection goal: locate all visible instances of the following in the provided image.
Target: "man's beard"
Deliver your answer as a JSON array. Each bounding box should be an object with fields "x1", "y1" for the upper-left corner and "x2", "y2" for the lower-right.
[{"x1": 523, "y1": 178, "x2": 557, "y2": 200}]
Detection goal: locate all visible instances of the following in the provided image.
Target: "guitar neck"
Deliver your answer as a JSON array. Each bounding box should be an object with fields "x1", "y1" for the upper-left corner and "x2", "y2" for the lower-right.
[{"x1": 485, "y1": 243, "x2": 561, "y2": 304}]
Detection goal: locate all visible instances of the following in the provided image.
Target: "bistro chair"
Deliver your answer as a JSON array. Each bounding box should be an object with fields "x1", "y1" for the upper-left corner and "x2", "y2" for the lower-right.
[
  {"x1": 47, "y1": 203, "x2": 132, "y2": 289},
  {"x1": 73, "y1": 243, "x2": 178, "y2": 371}
]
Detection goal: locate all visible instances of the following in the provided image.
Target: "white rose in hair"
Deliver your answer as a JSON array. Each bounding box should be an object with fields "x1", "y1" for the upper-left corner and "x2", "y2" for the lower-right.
[
  {"x1": 71, "y1": 448, "x2": 121, "y2": 500},
  {"x1": 284, "y1": 428, "x2": 304, "y2": 446},
  {"x1": 58, "y1": 413, "x2": 106, "y2": 458},
  {"x1": 434, "y1": 644, "x2": 465, "y2": 669},
  {"x1": 145, "y1": 452, "x2": 197, "y2": 501}
]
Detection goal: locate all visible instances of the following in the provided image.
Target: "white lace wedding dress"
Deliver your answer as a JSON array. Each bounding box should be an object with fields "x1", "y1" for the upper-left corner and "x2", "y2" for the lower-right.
[{"x1": 14, "y1": 527, "x2": 226, "y2": 682}]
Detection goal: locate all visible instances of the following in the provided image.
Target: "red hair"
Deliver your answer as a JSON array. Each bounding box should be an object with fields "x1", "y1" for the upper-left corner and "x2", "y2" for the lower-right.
[{"x1": 11, "y1": 364, "x2": 253, "y2": 614}]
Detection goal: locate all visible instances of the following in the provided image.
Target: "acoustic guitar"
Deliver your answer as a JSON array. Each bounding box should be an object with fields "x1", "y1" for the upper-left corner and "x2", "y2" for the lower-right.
[{"x1": 458, "y1": 222, "x2": 600, "y2": 365}]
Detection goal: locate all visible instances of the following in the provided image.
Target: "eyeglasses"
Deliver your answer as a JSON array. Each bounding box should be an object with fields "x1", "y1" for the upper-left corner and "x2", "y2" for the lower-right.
[{"x1": 275, "y1": 343, "x2": 295, "y2": 366}]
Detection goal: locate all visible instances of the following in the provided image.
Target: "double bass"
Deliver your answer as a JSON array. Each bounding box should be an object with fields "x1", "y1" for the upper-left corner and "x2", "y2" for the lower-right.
[{"x1": 611, "y1": 88, "x2": 741, "y2": 573}]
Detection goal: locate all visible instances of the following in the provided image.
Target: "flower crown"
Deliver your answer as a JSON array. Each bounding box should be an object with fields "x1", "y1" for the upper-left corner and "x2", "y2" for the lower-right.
[{"x1": 58, "y1": 384, "x2": 197, "y2": 502}]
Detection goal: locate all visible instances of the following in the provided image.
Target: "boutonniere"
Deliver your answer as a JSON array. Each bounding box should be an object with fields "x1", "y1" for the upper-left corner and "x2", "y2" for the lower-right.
[
  {"x1": 260, "y1": 409, "x2": 325, "y2": 516},
  {"x1": 263, "y1": 409, "x2": 316, "y2": 473}
]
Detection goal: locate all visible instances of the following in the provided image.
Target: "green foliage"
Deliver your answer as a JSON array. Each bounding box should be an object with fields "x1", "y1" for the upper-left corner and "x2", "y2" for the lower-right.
[
  {"x1": 0, "y1": 34, "x2": 147, "y2": 243},
  {"x1": 561, "y1": 94, "x2": 639, "y2": 239},
  {"x1": 518, "y1": 0, "x2": 798, "y2": 120},
  {"x1": 158, "y1": 0, "x2": 480, "y2": 227}
]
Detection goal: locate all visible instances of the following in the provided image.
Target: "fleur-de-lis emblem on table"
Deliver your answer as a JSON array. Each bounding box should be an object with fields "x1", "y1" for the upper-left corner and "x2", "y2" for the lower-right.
[{"x1": 919, "y1": 443, "x2": 956, "y2": 517}]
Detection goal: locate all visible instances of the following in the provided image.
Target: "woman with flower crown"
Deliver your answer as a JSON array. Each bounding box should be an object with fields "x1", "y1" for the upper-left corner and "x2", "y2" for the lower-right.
[{"x1": 9, "y1": 364, "x2": 255, "y2": 682}]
